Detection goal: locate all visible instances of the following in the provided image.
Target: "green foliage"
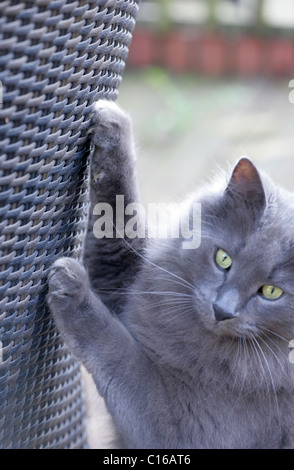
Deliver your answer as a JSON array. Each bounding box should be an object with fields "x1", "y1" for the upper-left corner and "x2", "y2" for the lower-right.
[{"x1": 142, "y1": 67, "x2": 194, "y2": 141}]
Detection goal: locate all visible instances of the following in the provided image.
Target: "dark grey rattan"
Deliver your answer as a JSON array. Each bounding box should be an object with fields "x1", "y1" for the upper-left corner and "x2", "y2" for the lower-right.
[{"x1": 0, "y1": 0, "x2": 139, "y2": 449}]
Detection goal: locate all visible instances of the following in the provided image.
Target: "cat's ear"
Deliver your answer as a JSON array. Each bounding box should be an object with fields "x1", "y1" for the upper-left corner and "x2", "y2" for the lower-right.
[{"x1": 225, "y1": 157, "x2": 266, "y2": 208}]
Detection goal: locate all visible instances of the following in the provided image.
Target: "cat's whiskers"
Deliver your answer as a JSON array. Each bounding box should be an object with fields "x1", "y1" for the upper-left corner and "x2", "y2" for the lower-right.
[
  {"x1": 138, "y1": 298, "x2": 194, "y2": 314},
  {"x1": 258, "y1": 326, "x2": 291, "y2": 344},
  {"x1": 93, "y1": 283, "x2": 196, "y2": 319},
  {"x1": 93, "y1": 286, "x2": 192, "y2": 299},
  {"x1": 129, "y1": 290, "x2": 193, "y2": 298},
  {"x1": 249, "y1": 333, "x2": 281, "y2": 424},
  {"x1": 257, "y1": 329, "x2": 289, "y2": 362},
  {"x1": 153, "y1": 274, "x2": 195, "y2": 294},
  {"x1": 149, "y1": 302, "x2": 196, "y2": 323},
  {"x1": 254, "y1": 333, "x2": 285, "y2": 374},
  {"x1": 240, "y1": 336, "x2": 249, "y2": 386},
  {"x1": 100, "y1": 212, "x2": 196, "y2": 295},
  {"x1": 248, "y1": 334, "x2": 271, "y2": 394},
  {"x1": 117, "y1": 223, "x2": 197, "y2": 293},
  {"x1": 221, "y1": 337, "x2": 250, "y2": 429},
  {"x1": 243, "y1": 335, "x2": 259, "y2": 380}
]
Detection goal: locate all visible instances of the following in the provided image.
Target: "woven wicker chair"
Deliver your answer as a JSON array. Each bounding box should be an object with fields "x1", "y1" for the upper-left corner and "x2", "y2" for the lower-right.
[{"x1": 0, "y1": 0, "x2": 140, "y2": 449}]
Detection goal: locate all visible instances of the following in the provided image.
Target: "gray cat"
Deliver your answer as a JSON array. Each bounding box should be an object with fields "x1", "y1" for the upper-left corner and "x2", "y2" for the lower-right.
[{"x1": 47, "y1": 100, "x2": 294, "y2": 449}]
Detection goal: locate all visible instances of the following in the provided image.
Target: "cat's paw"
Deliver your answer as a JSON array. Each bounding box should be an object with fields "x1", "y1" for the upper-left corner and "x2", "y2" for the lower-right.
[
  {"x1": 47, "y1": 257, "x2": 89, "y2": 313},
  {"x1": 89, "y1": 100, "x2": 134, "y2": 185},
  {"x1": 91, "y1": 99, "x2": 131, "y2": 149}
]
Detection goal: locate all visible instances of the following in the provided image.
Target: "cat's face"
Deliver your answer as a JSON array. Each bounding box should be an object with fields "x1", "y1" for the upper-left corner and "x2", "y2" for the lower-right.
[
  {"x1": 185, "y1": 158, "x2": 294, "y2": 341},
  {"x1": 129, "y1": 158, "x2": 294, "y2": 372}
]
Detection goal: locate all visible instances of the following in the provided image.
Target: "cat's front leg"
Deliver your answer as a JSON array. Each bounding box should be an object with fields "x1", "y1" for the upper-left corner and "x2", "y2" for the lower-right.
[
  {"x1": 47, "y1": 257, "x2": 102, "y2": 373},
  {"x1": 89, "y1": 100, "x2": 138, "y2": 204},
  {"x1": 47, "y1": 257, "x2": 141, "y2": 390},
  {"x1": 47, "y1": 257, "x2": 165, "y2": 448},
  {"x1": 84, "y1": 100, "x2": 145, "y2": 313}
]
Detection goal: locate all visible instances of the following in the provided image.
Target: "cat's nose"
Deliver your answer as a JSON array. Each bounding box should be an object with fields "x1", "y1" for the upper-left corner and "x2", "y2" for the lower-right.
[{"x1": 213, "y1": 301, "x2": 239, "y2": 322}]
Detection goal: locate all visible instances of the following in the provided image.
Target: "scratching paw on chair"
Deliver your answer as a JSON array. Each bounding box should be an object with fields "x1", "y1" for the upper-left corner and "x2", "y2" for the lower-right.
[{"x1": 47, "y1": 257, "x2": 89, "y2": 311}]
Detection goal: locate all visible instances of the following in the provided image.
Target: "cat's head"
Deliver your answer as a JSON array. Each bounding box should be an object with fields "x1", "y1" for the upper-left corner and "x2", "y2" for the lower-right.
[
  {"x1": 127, "y1": 157, "x2": 294, "y2": 382},
  {"x1": 185, "y1": 157, "x2": 294, "y2": 341}
]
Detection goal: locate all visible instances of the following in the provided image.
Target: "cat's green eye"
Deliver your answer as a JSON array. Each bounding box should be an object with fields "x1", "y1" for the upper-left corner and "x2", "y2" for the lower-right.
[
  {"x1": 215, "y1": 249, "x2": 232, "y2": 270},
  {"x1": 261, "y1": 285, "x2": 284, "y2": 300}
]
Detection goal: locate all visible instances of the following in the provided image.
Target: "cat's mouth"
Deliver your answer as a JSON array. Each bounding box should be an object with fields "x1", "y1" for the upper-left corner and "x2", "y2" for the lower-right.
[
  {"x1": 201, "y1": 297, "x2": 259, "y2": 338},
  {"x1": 202, "y1": 310, "x2": 259, "y2": 339},
  {"x1": 213, "y1": 318, "x2": 255, "y2": 338}
]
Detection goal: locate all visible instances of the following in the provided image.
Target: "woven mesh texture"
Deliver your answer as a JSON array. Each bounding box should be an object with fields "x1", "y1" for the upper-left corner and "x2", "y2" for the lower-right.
[{"x1": 0, "y1": 0, "x2": 139, "y2": 449}]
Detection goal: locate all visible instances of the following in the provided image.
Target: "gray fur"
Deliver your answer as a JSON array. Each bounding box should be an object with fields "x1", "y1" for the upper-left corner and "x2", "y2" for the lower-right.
[{"x1": 47, "y1": 100, "x2": 294, "y2": 449}]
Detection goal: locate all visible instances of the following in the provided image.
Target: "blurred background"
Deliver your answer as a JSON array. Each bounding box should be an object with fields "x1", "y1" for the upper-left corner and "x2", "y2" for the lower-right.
[
  {"x1": 117, "y1": 0, "x2": 294, "y2": 204},
  {"x1": 87, "y1": 0, "x2": 294, "y2": 448}
]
